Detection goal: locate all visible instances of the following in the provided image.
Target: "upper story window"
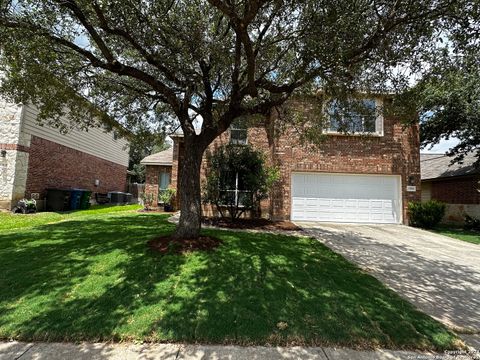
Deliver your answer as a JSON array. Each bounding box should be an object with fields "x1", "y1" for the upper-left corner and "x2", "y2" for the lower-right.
[
  {"x1": 327, "y1": 98, "x2": 382, "y2": 135},
  {"x1": 229, "y1": 121, "x2": 248, "y2": 145}
]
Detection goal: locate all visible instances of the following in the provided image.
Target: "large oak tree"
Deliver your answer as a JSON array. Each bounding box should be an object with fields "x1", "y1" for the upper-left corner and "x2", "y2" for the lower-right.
[
  {"x1": 415, "y1": 12, "x2": 480, "y2": 166},
  {"x1": 418, "y1": 59, "x2": 480, "y2": 165},
  {"x1": 0, "y1": 0, "x2": 467, "y2": 238}
]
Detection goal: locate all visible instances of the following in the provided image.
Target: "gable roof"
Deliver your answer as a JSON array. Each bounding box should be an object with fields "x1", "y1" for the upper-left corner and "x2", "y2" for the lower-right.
[
  {"x1": 140, "y1": 147, "x2": 173, "y2": 166},
  {"x1": 421, "y1": 152, "x2": 480, "y2": 180}
]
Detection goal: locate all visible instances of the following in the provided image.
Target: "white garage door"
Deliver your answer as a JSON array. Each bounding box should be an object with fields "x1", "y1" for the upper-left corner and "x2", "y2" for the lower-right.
[{"x1": 291, "y1": 173, "x2": 401, "y2": 224}]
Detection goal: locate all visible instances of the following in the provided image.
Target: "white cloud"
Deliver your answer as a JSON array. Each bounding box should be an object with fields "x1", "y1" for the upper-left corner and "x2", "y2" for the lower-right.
[{"x1": 422, "y1": 137, "x2": 460, "y2": 154}]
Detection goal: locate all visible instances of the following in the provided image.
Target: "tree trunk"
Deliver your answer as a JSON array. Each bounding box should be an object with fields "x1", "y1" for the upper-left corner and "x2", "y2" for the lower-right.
[{"x1": 173, "y1": 138, "x2": 205, "y2": 239}]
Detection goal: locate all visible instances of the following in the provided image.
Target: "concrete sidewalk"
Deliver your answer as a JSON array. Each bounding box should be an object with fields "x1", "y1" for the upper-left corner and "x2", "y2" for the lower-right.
[{"x1": 2, "y1": 341, "x2": 479, "y2": 360}]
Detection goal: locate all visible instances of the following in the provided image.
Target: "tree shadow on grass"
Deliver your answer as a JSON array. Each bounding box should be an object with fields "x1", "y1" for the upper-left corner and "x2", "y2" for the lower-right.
[
  {"x1": 144, "y1": 228, "x2": 460, "y2": 350},
  {"x1": 0, "y1": 214, "x2": 183, "y2": 341},
  {"x1": 0, "y1": 215, "x2": 460, "y2": 350}
]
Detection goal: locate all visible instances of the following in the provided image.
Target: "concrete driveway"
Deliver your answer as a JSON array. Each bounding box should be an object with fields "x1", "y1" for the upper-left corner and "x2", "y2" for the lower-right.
[{"x1": 296, "y1": 222, "x2": 480, "y2": 346}]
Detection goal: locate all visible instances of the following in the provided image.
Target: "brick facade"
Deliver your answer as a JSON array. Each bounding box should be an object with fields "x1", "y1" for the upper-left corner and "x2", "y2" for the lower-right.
[
  {"x1": 144, "y1": 165, "x2": 173, "y2": 207},
  {"x1": 171, "y1": 137, "x2": 184, "y2": 210},
  {"x1": 0, "y1": 143, "x2": 30, "y2": 153},
  {"x1": 428, "y1": 175, "x2": 480, "y2": 204},
  {"x1": 25, "y1": 136, "x2": 127, "y2": 201},
  {"x1": 170, "y1": 104, "x2": 421, "y2": 224}
]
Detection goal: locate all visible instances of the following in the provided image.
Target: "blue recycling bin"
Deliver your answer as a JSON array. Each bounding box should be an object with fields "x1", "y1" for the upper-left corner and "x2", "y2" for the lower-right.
[{"x1": 69, "y1": 189, "x2": 84, "y2": 210}]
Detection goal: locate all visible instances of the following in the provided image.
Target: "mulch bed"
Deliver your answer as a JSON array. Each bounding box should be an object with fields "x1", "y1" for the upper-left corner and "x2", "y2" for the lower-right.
[
  {"x1": 137, "y1": 208, "x2": 169, "y2": 213},
  {"x1": 147, "y1": 235, "x2": 223, "y2": 254},
  {"x1": 202, "y1": 217, "x2": 301, "y2": 231}
]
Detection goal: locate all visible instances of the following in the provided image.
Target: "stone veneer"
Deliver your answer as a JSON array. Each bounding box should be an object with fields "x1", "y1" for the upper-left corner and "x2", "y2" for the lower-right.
[{"x1": 0, "y1": 100, "x2": 28, "y2": 209}]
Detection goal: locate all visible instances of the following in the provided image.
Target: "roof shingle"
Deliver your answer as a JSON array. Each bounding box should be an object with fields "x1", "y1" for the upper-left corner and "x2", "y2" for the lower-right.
[
  {"x1": 140, "y1": 147, "x2": 173, "y2": 166},
  {"x1": 420, "y1": 152, "x2": 480, "y2": 180}
]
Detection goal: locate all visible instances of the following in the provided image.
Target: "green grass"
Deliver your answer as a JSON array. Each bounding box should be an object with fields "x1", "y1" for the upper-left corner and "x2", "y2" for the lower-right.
[
  {"x1": 433, "y1": 225, "x2": 480, "y2": 245},
  {"x1": 0, "y1": 204, "x2": 142, "y2": 231},
  {"x1": 0, "y1": 211, "x2": 460, "y2": 350}
]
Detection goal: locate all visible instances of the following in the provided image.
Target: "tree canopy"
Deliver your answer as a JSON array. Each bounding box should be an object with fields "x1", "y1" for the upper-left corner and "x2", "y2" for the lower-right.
[
  {"x1": 0, "y1": 0, "x2": 473, "y2": 238},
  {"x1": 128, "y1": 126, "x2": 168, "y2": 183},
  {"x1": 405, "y1": 2, "x2": 480, "y2": 165},
  {"x1": 417, "y1": 60, "x2": 480, "y2": 165}
]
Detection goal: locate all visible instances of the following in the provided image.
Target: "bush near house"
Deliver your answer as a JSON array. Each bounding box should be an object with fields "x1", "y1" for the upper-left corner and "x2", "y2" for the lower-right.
[
  {"x1": 159, "y1": 188, "x2": 176, "y2": 212},
  {"x1": 203, "y1": 144, "x2": 279, "y2": 221},
  {"x1": 464, "y1": 214, "x2": 480, "y2": 231},
  {"x1": 408, "y1": 200, "x2": 446, "y2": 229}
]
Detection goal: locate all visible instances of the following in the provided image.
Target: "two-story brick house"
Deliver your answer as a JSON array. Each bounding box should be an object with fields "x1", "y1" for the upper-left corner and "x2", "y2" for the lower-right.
[
  {"x1": 0, "y1": 98, "x2": 130, "y2": 210},
  {"x1": 143, "y1": 96, "x2": 421, "y2": 224}
]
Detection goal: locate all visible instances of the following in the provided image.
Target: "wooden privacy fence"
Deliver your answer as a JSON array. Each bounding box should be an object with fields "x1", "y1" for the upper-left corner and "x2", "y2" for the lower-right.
[{"x1": 127, "y1": 183, "x2": 145, "y2": 204}]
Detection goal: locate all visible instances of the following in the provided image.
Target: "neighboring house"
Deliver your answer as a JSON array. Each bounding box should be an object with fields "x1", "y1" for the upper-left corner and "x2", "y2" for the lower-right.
[
  {"x1": 421, "y1": 152, "x2": 480, "y2": 223},
  {"x1": 142, "y1": 96, "x2": 421, "y2": 224},
  {"x1": 0, "y1": 98, "x2": 129, "y2": 210},
  {"x1": 140, "y1": 147, "x2": 174, "y2": 203}
]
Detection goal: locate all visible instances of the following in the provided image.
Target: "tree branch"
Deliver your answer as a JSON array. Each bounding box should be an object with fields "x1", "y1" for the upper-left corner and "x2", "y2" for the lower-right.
[
  {"x1": 90, "y1": 1, "x2": 187, "y2": 88},
  {"x1": 1, "y1": 18, "x2": 181, "y2": 113}
]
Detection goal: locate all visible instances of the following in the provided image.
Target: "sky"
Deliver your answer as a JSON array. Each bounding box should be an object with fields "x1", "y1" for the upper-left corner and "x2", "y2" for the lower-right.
[{"x1": 421, "y1": 137, "x2": 460, "y2": 154}]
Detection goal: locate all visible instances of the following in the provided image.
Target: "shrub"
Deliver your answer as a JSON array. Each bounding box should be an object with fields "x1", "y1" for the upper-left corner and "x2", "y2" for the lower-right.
[
  {"x1": 142, "y1": 192, "x2": 155, "y2": 210},
  {"x1": 408, "y1": 200, "x2": 446, "y2": 229},
  {"x1": 464, "y1": 214, "x2": 480, "y2": 231},
  {"x1": 203, "y1": 144, "x2": 279, "y2": 221},
  {"x1": 159, "y1": 188, "x2": 176, "y2": 212},
  {"x1": 158, "y1": 188, "x2": 176, "y2": 206}
]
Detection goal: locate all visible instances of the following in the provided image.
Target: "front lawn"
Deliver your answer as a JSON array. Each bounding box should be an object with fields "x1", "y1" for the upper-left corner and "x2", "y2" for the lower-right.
[
  {"x1": 0, "y1": 204, "x2": 142, "y2": 231},
  {"x1": 0, "y1": 210, "x2": 460, "y2": 350},
  {"x1": 433, "y1": 225, "x2": 480, "y2": 245}
]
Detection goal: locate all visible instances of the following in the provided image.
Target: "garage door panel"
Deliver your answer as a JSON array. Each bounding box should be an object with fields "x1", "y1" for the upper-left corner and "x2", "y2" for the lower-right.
[
  {"x1": 291, "y1": 173, "x2": 401, "y2": 224},
  {"x1": 331, "y1": 199, "x2": 344, "y2": 208},
  {"x1": 357, "y1": 200, "x2": 370, "y2": 208},
  {"x1": 356, "y1": 213, "x2": 371, "y2": 220},
  {"x1": 317, "y1": 199, "x2": 330, "y2": 207},
  {"x1": 370, "y1": 200, "x2": 384, "y2": 209},
  {"x1": 345, "y1": 200, "x2": 358, "y2": 208},
  {"x1": 370, "y1": 213, "x2": 385, "y2": 221}
]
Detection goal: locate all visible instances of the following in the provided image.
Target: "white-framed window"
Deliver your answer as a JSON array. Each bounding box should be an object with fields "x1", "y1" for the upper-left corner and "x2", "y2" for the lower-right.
[
  {"x1": 219, "y1": 172, "x2": 251, "y2": 207},
  {"x1": 326, "y1": 98, "x2": 383, "y2": 135},
  {"x1": 229, "y1": 122, "x2": 248, "y2": 145},
  {"x1": 158, "y1": 170, "x2": 171, "y2": 202}
]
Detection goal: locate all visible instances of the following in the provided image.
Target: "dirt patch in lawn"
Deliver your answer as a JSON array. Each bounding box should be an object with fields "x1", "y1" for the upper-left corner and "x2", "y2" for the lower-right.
[
  {"x1": 147, "y1": 235, "x2": 223, "y2": 254},
  {"x1": 202, "y1": 217, "x2": 301, "y2": 231}
]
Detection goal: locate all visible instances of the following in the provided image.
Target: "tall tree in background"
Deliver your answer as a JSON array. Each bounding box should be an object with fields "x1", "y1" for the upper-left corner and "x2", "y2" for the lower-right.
[
  {"x1": 0, "y1": 0, "x2": 468, "y2": 238},
  {"x1": 128, "y1": 126, "x2": 168, "y2": 183},
  {"x1": 417, "y1": 59, "x2": 480, "y2": 165},
  {"x1": 414, "y1": 4, "x2": 480, "y2": 166}
]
